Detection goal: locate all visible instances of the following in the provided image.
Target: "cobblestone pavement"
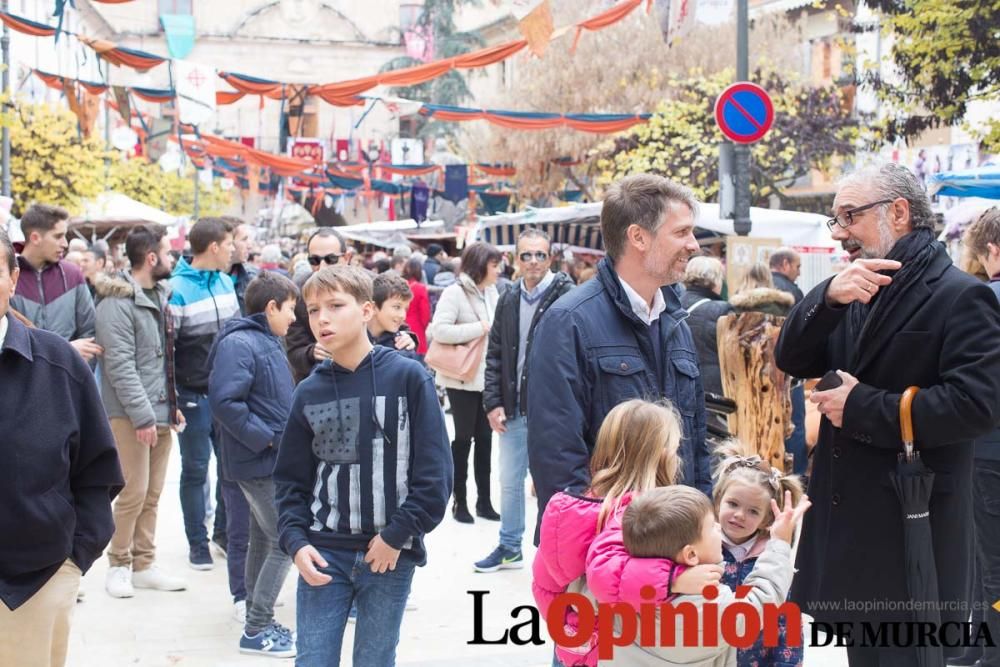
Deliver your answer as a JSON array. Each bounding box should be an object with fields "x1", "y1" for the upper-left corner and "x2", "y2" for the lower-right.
[{"x1": 66, "y1": 423, "x2": 847, "y2": 666}]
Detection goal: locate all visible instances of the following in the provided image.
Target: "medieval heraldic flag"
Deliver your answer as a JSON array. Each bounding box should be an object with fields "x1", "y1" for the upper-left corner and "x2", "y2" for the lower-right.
[{"x1": 175, "y1": 60, "x2": 217, "y2": 128}]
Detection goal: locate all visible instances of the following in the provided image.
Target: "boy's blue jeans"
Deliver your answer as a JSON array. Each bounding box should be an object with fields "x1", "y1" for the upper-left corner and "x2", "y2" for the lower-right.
[{"x1": 296, "y1": 547, "x2": 416, "y2": 667}]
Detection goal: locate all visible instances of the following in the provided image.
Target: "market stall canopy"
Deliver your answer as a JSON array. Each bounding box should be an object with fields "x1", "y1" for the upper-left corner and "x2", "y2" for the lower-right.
[
  {"x1": 475, "y1": 201, "x2": 835, "y2": 253},
  {"x1": 336, "y1": 219, "x2": 445, "y2": 250},
  {"x1": 928, "y1": 165, "x2": 1000, "y2": 199},
  {"x1": 69, "y1": 192, "x2": 182, "y2": 244},
  {"x1": 77, "y1": 192, "x2": 181, "y2": 226}
]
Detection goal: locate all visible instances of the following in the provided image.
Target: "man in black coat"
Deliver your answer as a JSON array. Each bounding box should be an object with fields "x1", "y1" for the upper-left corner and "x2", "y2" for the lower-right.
[
  {"x1": 0, "y1": 226, "x2": 123, "y2": 666},
  {"x1": 775, "y1": 163, "x2": 1000, "y2": 666},
  {"x1": 423, "y1": 243, "x2": 445, "y2": 285},
  {"x1": 769, "y1": 247, "x2": 804, "y2": 304},
  {"x1": 286, "y1": 228, "x2": 348, "y2": 383},
  {"x1": 475, "y1": 229, "x2": 574, "y2": 572}
]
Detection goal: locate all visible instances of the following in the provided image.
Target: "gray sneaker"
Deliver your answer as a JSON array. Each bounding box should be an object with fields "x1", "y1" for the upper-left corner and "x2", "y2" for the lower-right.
[{"x1": 474, "y1": 546, "x2": 524, "y2": 573}]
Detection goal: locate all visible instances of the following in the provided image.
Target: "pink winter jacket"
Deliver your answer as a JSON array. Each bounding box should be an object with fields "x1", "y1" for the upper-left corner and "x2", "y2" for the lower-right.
[
  {"x1": 533, "y1": 492, "x2": 684, "y2": 667},
  {"x1": 586, "y1": 509, "x2": 684, "y2": 607}
]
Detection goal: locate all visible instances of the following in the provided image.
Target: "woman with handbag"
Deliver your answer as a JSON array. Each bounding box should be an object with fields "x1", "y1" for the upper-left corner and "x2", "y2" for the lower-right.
[{"x1": 427, "y1": 242, "x2": 502, "y2": 524}]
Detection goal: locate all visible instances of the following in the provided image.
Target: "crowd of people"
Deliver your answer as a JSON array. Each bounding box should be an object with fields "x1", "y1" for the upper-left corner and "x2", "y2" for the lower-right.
[{"x1": 3, "y1": 164, "x2": 1000, "y2": 667}]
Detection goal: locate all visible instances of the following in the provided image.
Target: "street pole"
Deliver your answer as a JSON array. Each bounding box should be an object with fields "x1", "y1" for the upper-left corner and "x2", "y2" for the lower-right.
[
  {"x1": 2, "y1": 0, "x2": 11, "y2": 198},
  {"x1": 193, "y1": 165, "x2": 200, "y2": 219},
  {"x1": 733, "y1": 0, "x2": 752, "y2": 235}
]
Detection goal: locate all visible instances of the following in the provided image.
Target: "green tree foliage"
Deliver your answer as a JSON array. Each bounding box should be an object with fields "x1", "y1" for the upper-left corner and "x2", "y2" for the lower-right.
[
  {"x1": 9, "y1": 103, "x2": 106, "y2": 217},
  {"x1": 4, "y1": 100, "x2": 231, "y2": 218},
  {"x1": 860, "y1": 0, "x2": 1000, "y2": 150},
  {"x1": 108, "y1": 158, "x2": 232, "y2": 218},
  {"x1": 598, "y1": 70, "x2": 858, "y2": 205},
  {"x1": 465, "y1": 1, "x2": 811, "y2": 200},
  {"x1": 381, "y1": 0, "x2": 484, "y2": 136}
]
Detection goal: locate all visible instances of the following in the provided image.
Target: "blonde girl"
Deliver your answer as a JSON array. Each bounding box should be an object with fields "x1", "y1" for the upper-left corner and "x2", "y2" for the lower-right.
[
  {"x1": 533, "y1": 399, "x2": 713, "y2": 667},
  {"x1": 714, "y1": 439, "x2": 805, "y2": 667}
]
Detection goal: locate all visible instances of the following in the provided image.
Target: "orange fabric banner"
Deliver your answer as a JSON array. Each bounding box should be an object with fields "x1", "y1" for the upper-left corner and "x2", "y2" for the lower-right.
[
  {"x1": 35, "y1": 70, "x2": 64, "y2": 91},
  {"x1": 378, "y1": 60, "x2": 454, "y2": 87},
  {"x1": 219, "y1": 73, "x2": 283, "y2": 98},
  {"x1": 571, "y1": 0, "x2": 642, "y2": 53},
  {"x1": 216, "y1": 90, "x2": 245, "y2": 105},
  {"x1": 475, "y1": 164, "x2": 518, "y2": 177},
  {"x1": 564, "y1": 117, "x2": 648, "y2": 133},
  {"x1": 519, "y1": 1, "x2": 554, "y2": 57},
  {"x1": 452, "y1": 40, "x2": 528, "y2": 68}
]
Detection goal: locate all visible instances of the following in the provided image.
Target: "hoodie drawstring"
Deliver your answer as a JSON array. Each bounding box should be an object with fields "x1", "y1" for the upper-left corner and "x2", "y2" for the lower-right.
[{"x1": 327, "y1": 350, "x2": 392, "y2": 450}]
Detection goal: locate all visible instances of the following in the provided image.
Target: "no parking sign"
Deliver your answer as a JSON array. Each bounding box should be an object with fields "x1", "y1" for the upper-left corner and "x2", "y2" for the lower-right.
[{"x1": 714, "y1": 82, "x2": 774, "y2": 144}]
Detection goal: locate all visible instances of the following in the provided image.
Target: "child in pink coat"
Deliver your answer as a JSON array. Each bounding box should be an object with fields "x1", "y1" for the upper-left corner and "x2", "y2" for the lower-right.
[
  {"x1": 532, "y1": 399, "x2": 722, "y2": 667},
  {"x1": 586, "y1": 439, "x2": 807, "y2": 667}
]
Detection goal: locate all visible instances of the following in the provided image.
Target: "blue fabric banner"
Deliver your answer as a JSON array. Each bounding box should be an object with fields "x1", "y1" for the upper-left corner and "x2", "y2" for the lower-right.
[{"x1": 160, "y1": 14, "x2": 195, "y2": 59}]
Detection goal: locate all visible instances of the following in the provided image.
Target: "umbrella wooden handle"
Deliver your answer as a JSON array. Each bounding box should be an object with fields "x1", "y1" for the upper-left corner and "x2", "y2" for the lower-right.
[{"x1": 900, "y1": 386, "x2": 920, "y2": 444}]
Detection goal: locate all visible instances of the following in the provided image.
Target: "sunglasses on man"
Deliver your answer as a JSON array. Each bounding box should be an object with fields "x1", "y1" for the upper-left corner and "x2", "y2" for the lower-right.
[
  {"x1": 308, "y1": 253, "x2": 343, "y2": 266},
  {"x1": 518, "y1": 251, "x2": 549, "y2": 263}
]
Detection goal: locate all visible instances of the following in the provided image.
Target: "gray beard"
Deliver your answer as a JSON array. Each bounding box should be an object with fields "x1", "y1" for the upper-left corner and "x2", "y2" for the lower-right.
[{"x1": 861, "y1": 215, "x2": 898, "y2": 259}]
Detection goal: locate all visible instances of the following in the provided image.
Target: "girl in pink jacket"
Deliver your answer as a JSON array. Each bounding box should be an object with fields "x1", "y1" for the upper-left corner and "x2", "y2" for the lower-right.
[
  {"x1": 586, "y1": 439, "x2": 805, "y2": 667},
  {"x1": 532, "y1": 399, "x2": 721, "y2": 667}
]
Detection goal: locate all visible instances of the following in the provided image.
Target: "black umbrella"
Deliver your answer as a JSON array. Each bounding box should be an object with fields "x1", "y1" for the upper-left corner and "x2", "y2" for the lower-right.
[{"x1": 890, "y1": 386, "x2": 944, "y2": 667}]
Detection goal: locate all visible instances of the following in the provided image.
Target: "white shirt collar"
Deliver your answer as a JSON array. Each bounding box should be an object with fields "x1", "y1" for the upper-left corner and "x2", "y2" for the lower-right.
[
  {"x1": 0, "y1": 312, "x2": 8, "y2": 349},
  {"x1": 722, "y1": 533, "x2": 759, "y2": 563},
  {"x1": 522, "y1": 271, "x2": 555, "y2": 298},
  {"x1": 617, "y1": 275, "x2": 667, "y2": 326}
]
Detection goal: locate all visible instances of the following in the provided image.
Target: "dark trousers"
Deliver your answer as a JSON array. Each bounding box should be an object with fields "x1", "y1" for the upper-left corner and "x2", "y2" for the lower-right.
[
  {"x1": 211, "y1": 436, "x2": 228, "y2": 544},
  {"x1": 446, "y1": 388, "x2": 492, "y2": 509},
  {"x1": 238, "y1": 477, "x2": 292, "y2": 634},
  {"x1": 785, "y1": 384, "x2": 808, "y2": 476},
  {"x1": 222, "y1": 479, "x2": 249, "y2": 603},
  {"x1": 972, "y1": 459, "x2": 1000, "y2": 667},
  {"x1": 177, "y1": 389, "x2": 212, "y2": 548}
]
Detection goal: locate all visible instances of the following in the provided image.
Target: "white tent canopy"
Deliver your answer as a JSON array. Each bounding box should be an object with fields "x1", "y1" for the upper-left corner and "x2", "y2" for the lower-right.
[
  {"x1": 475, "y1": 201, "x2": 836, "y2": 252},
  {"x1": 336, "y1": 219, "x2": 444, "y2": 250},
  {"x1": 79, "y1": 192, "x2": 181, "y2": 226}
]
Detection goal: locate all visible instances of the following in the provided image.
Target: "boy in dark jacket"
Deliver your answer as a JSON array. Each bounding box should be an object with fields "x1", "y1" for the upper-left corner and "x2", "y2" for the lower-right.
[
  {"x1": 274, "y1": 265, "x2": 452, "y2": 667},
  {"x1": 208, "y1": 271, "x2": 299, "y2": 658},
  {"x1": 369, "y1": 272, "x2": 420, "y2": 361}
]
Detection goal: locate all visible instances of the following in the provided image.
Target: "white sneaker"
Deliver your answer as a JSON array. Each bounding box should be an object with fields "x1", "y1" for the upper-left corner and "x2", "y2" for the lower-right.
[
  {"x1": 233, "y1": 599, "x2": 247, "y2": 624},
  {"x1": 105, "y1": 566, "x2": 134, "y2": 598},
  {"x1": 132, "y1": 565, "x2": 187, "y2": 592}
]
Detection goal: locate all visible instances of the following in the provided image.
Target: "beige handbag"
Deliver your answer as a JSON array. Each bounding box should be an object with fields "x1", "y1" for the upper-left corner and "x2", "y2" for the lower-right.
[{"x1": 426, "y1": 290, "x2": 488, "y2": 383}]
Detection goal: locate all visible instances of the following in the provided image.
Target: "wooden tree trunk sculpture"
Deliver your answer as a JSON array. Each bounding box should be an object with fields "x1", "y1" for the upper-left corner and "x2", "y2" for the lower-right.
[{"x1": 717, "y1": 312, "x2": 793, "y2": 472}]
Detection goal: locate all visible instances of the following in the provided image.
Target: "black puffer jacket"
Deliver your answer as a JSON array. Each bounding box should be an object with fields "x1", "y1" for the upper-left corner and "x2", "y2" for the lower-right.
[
  {"x1": 679, "y1": 285, "x2": 733, "y2": 396},
  {"x1": 482, "y1": 272, "x2": 575, "y2": 417}
]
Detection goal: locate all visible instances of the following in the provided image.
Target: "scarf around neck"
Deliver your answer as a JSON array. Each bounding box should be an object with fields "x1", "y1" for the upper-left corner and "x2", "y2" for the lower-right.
[{"x1": 847, "y1": 227, "x2": 939, "y2": 370}]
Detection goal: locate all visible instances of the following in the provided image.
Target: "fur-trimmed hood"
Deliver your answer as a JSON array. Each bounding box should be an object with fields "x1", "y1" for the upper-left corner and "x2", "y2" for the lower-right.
[
  {"x1": 93, "y1": 272, "x2": 135, "y2": 299},
  {"x1": 730, "y1": 287, "x2": 795, "y2": 312},
  {"x1": 94, "y1": 272, "x2": 169, "y2": 308}
]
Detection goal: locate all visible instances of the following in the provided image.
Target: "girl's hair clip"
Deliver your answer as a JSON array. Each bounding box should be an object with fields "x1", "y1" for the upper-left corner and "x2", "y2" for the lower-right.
[{"x1": 724, "y1": 455, "x2": 784, "y2": 490}]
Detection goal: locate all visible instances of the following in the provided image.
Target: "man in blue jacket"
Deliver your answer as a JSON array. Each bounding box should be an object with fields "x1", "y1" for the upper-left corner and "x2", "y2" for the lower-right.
[
  {"x1": 169, "y1": 217, "x2": 239, "y2": 571},
  {"x1": 0, "y1": 226, "x2": 123, "y2": 666},
  {"x1": 526, "y1": 174, "x2": 711, "y2": 540}
]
